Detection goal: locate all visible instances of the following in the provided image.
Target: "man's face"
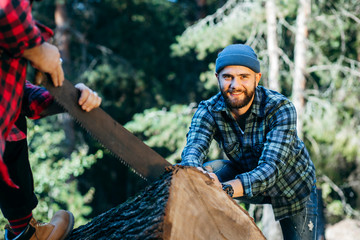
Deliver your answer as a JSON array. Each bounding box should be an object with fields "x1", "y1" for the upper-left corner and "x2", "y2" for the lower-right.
[{"x1": 216, "y1": 65, "x2": 261, "y2": 110}]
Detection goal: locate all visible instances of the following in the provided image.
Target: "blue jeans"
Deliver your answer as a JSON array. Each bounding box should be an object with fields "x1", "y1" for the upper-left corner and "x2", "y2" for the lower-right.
[{"x1": 203, "y1": 159, "x2": 318, "y2": 240}]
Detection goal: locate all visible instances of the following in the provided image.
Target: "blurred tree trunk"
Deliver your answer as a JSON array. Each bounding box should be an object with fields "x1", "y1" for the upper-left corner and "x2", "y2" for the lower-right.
[
  {"x1": 357, "y1": 30, "x2": 360, "y2": 62},
  {"x1": 55, "y1": 0, "x2": 75, "y2": 156},
  {"x1": 266, "y1": 0, "x2": 280, "y2": 92},
  {"x1": 261, "y1": 205, "x2": 283, "y2": 240},
  {"x1": 55, "y1": 0, "x2": 71, "y2": 74},
  {"x1": 292, "y1": 0, "x2": 311, "y2": 138},
  {"x1": 196, "y1": 0, "x2": 207, "y2": 19},
  {"x1": 262, "y1": 2, "x2": 283, "y2": 239}
]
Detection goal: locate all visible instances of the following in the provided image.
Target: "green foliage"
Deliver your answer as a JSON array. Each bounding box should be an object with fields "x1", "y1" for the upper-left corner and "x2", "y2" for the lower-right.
[
  {"x1": 125, "y1": 104, "x2": 222, "y2": 164},
  {"x1": 80, "y1": 60, "x2": 145, "y2": 122},
  {"x1": 321, "y1": 182, "x2": 346, "y2": 222},
  {"x1": 303, "y1": 76, "x2": 360, "y2": 183},
  {"x1": 0, "y1": 218, "x2": 6, "y2": 238},
  {"x1": 27, "y1": 116, "x2": 102, "y2": 226},
  {"x1": 171, "y1": 1, "x2": 265, "y2": 60},
  {"x1": 199, "y1": 62, "x2": 218, "y2": 92},
  {"x1": 327, "y1": 200, "x2": 344, "y2": 216},
  {"x1": 303, "y1": 0, "x2": 360, "y2": 183},
  {"x1": 77, "y1": 0, "x2": 191, "y2": 112},
  {"x1": 0, "y1": 116, "x2": 101, "y2": 236}
]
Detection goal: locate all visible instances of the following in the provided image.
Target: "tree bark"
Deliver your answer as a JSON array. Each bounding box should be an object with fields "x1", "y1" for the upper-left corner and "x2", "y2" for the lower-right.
[
  {"x1": 292, "y1": 0, "x2": 311, "y2": 138},
  {"x1": 266, "y1": 0, "x2": 280, "y2": 92},
  {"x1": 68, "y1": 166, "x2": 265, "y2": 240}
]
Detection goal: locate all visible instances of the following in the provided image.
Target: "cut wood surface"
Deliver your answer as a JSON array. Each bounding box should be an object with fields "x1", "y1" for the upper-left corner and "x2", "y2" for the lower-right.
[{"x1": 68, "y1": 166, "x2": 265, "y2": 240}]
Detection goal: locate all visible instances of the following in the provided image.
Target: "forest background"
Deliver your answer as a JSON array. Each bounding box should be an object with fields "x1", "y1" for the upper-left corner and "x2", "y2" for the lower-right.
[{"x1": 1, "y1": 0, "x2": 360, "y2": 237}]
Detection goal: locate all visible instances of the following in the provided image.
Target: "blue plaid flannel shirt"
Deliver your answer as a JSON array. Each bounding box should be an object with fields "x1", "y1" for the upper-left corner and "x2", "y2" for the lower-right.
[{"x1": 181, "y1": 86, "x2": 316, "y2": 220}]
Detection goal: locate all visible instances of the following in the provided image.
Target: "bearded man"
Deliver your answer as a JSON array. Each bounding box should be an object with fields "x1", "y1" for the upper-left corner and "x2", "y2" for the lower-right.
[{"x1": 180, "y1": 44, "x2": 317, "y2": 240}]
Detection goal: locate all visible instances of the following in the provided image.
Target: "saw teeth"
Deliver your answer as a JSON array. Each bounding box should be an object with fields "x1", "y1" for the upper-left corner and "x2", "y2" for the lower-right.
[
  {"x1": 52, "y1": 99, "x2": 147, "y2": 181},
  {"x1": 69, "y1": 113, "x2": 147, "y2": 181}
]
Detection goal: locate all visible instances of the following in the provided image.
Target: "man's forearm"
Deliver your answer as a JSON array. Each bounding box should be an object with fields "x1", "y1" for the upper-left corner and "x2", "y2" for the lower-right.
[
  {"x1": 224, "y1": 179, "x2": 244, "y2": 198},
  {"x1": 180, "y1": 149, "x2": 204, "y2": 167}
]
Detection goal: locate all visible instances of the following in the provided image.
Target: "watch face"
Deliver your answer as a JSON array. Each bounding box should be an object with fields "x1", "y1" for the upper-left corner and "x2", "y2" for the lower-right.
[{"x1": 222, "y1": 183, "x2": 234, "y2": 197}]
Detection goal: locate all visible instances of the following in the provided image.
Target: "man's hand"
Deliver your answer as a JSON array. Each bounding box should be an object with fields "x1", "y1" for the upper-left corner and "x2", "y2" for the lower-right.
[
  {"x1": 75, "y1": 83, "x2": 102, "y2": 112},
  {"x1": 197, "y1": 166, "x2": 244, "y2": 198},
  {"x1": 196, "y1": 167, "x2": 222, "y2": 188},
  {"x1": 23, "y1": 42, "x2": 64, "y2": 87},
  {"x1": 209, "y1": 172, "x2": 222, "y2": 188}
]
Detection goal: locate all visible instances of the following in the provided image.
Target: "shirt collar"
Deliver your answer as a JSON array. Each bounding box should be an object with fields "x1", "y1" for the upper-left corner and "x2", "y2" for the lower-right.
[{"x1": 211, "y1": 93, "x2": 227, "y2": 112}]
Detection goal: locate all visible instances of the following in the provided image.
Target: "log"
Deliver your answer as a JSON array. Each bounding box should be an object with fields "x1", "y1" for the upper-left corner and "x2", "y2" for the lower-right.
[{"x1": 68, "y1": 166, "x2": 265, "y2": 240}]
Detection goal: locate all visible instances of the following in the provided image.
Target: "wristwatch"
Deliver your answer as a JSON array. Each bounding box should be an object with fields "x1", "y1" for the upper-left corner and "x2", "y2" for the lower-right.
[{"x1": 222, "y1": 183, "x2": 234, "y2": 197}]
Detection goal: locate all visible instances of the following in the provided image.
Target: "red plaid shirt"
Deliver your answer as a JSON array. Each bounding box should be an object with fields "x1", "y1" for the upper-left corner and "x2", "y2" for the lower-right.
[
  {"x1": 0, "y1": 0, "x2": 53, "y2": 188},
  {"x1": 6, "y1": 81, "x2": 54, "y2": 141}
]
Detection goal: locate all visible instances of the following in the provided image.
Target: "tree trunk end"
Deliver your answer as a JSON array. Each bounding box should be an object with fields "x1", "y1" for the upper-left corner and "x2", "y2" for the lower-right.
[{"x1": 68, "y1": 166, "x2": 265, "y2": 240}]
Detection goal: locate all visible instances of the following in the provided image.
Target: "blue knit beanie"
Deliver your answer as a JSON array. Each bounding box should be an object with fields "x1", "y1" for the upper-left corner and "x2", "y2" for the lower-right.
[{"x1": 215, "y1": 44, "x2": 260, "y2": 73}]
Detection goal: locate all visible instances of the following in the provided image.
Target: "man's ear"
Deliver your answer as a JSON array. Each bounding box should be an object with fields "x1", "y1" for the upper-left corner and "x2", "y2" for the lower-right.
[
  {"x1": 215, "y1": 72, "x2": 220, "y2": 84},
  {"x1": 255, "y1": 72, "x2": 262, "y2": 86}
]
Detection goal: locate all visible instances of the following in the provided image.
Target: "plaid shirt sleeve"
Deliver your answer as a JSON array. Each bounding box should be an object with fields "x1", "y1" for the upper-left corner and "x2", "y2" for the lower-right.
[
  {"x1": 22, "y1": 81, "x2": 54, "y2": 119},
  {"x1": 6, "y1": 82, "x2": 54, "y2": 142},
  {"x1": 0, "y1": 0, "x2": 44, "y2": 57},
  {"x1": 180, "y1": 102, "x2": 216, "y2": 167},
  {"x1": 237, "y1": 100, "x2": 298, "y2": 197}
]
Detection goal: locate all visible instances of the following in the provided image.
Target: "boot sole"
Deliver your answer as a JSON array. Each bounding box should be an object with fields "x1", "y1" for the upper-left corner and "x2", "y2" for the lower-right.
[{"x1": 61, "y1": 211, "x2": 75, "y2": 240}]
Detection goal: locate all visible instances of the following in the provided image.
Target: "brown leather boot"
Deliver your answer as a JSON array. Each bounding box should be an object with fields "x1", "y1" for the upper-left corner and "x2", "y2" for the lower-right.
[{"x1": 4, "y1": 210, "x2": 74, "y2": 240}]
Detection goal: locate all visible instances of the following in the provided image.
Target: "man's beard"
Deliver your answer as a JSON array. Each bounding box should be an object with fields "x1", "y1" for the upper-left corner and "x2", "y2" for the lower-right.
[{"x1": 221, "y1": 87, "x2": 255, "y2": 109}]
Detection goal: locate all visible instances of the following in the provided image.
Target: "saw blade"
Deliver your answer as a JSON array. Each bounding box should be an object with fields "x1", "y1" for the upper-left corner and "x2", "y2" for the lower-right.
[{"x1": 36, "y1": 72, "x2": 171, "y2": 182}]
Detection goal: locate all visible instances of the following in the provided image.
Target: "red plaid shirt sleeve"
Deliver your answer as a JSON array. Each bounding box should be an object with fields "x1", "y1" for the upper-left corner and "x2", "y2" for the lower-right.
[
  {"x1": 6, "y1": 81, "x2": 54, "y2": 142},
  {"x1": 22, "y1": 80, "x2": 54, "y2": 120},
  {"x1": 0, "y1": 0, "x2": 54, "y2": 188},
  {"x1": 6, "y1": 125, "x2": 26, "y2": 142},
  {"x1": 0, "y1": 0, "x2": 43, "y2": 57}
]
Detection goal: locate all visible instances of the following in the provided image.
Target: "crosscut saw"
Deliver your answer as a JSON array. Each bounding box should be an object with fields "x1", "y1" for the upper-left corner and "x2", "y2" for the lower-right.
[{"x1": 35, "y1": 72, "x2": 171, "y2": 182}]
